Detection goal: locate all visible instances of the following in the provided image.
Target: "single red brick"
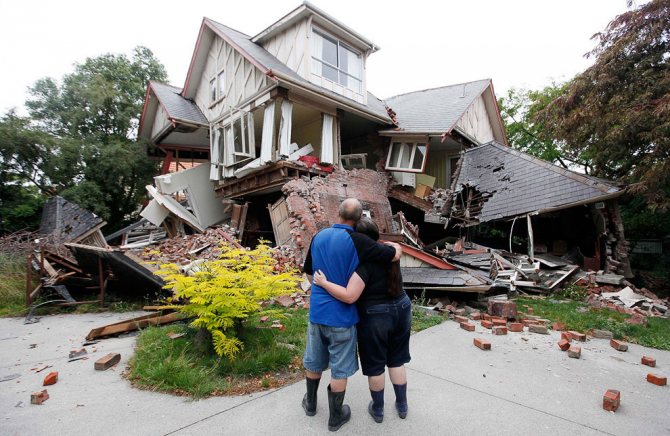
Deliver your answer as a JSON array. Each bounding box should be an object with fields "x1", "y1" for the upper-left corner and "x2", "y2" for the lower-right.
[
  {"x1": 610, "y1": 339, "x2": 628, "y2": 352},
  {"x1": 481, "y1": 320, "x2": 493, "y2": 329},
  {"x1": 552, "y1": 322, "x2": 566, "y2": 331},
  {"x1": 470, "y1": 312, "x2": 482, "y2": 321},
  {"x1": 42, "y1": 372, "x2": 58, "y2": 386},
  {"x1": 492, "y1": 326, "x2": 507, "y2": 335},
  {"x1": 454, "y1": 308, "x2": 466, "y2": 316},
  {"x1": 602, "y1": 389, "x2": 620, "y2": 412},
  {"x1": 646, "y1": 373, "x2": 667, "y2": 386},
  {"x1": 522, "y1": 319, "x2": 539, "y2": 327},
  {"x1": 94, "y1": 353, "x2": 121, "y2": 371},
  {"x1": 30, "y1": 390, "x2": 49, "y2": 405},
  {"x1": 561, "y1": 332, "x2": 573, "y2": 342},
  {"x1": 567, "y1": 346, "x2": 581, "y2": 359},
  {"x1": 641, "y1": 356, "x2": 656, "y2": 367},
  {"x1": 557, "y1": 339, "x2": 570, "y2": 351},
  {"x1": 460, "y1": 322, "x2": 475, "y2": 332},
  {"x1": 508, "y1": 322, "x2": 523, "y2": 332},
  {"x1": 453, "y1": 315, "x2": 469, "y2": 324},
  {"x1": 473, "y1": 338, "x2": 491, "y2": 350},
  {"x1": 492, "y1": 318, "x2": 507, "y2": 326},
  {"x1": 482, "y1": 314, "x2": 492, "y2": 321},
  {"x1": 569, "y1": 331, "x2": 586, "y2": 342},
  {"x1": 487, "y1": 300, "x2": 517, "y2": 319}
]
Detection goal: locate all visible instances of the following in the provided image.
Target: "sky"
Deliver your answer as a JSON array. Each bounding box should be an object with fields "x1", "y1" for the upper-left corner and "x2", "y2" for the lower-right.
[{"x1": 0, "y1": 0, "x2": 641, "y2": 115}]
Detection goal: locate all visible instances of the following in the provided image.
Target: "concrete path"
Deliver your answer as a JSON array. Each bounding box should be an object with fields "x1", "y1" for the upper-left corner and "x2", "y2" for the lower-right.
[{"x1": 1, "y1": 312, "x2": 669, "y2": 435}]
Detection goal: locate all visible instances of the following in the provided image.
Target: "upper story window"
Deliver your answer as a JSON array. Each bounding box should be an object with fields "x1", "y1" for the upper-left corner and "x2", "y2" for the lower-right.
[
  {"x1": 312, "y1": 29, "x2": 362, "y2": 94},
  {"x1": 385, "y1": 141, "x2": 429, "y2": 173},
  {"x1": 209, "y1": 69, "x2": 225, "y2": 103}
]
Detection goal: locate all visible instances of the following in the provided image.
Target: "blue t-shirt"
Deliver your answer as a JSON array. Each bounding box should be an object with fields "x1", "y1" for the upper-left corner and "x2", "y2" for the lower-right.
[{"x1": 303, "y1": 223, "x2": 396, "y2": 327}]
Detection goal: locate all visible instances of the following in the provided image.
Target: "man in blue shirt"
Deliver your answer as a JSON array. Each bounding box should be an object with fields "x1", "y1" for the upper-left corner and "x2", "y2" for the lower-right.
[{"x1": 301, "y1": 198, "x2": 401, "y2": 431}]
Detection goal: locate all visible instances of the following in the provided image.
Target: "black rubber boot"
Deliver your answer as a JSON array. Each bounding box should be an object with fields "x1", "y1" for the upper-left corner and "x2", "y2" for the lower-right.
[
  {"x1": 393, "y1": 383, "x2": 408, "y2": 419},
  {"x1": 368, "y1": 389, "x2": 384, "y2": 423},
  {"x1": 302, "y1": 377, "x2": 320, "y2": 416},
  {"x1": 327, "y1": 385, "x2": 351, "y2": 432}
]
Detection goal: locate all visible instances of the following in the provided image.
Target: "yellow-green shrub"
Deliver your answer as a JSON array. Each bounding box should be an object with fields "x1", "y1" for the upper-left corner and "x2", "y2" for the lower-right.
[{"x1": 156, "y1": 243, "x2": 300, "y2": 359}]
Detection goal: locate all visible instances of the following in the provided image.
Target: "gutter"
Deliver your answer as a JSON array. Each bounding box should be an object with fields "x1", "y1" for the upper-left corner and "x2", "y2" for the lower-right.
[{"x1": 529, "y1": 191, "x2": 624, "y2": 216}]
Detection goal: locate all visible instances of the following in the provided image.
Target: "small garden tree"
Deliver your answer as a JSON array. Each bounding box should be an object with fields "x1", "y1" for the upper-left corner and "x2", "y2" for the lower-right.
[{"x1": 157, "y1": 243, "x2": 301, "y2": 359}]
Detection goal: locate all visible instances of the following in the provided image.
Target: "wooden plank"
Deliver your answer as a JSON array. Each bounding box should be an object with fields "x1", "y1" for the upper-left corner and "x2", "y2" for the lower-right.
[
  {"x1": 85, "y1": 312, "x2": 185, "y2": 340},
  {"x1": 549, "y1": 265, "x2": 580, "y2": 290}
]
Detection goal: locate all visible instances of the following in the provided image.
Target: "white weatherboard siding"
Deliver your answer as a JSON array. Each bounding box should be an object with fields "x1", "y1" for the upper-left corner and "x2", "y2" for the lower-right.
[
  {"x1": 455, "y1": 93, "x2": 495, "y2": 144},
  {"x1": 261, "y1": 17, "x2": 310, "y2": 79},
  {"x1": 194, "y1": 35, "x2": 271, "y2": 121},
  {"x1": 150, "y1": 104, "x2": 170, "y2": 140}
]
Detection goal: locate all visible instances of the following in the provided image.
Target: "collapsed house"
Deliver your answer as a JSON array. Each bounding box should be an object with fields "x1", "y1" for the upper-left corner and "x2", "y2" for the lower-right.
[{"x1": 126, "y1": 2, "x2": 632, "y2": 295}]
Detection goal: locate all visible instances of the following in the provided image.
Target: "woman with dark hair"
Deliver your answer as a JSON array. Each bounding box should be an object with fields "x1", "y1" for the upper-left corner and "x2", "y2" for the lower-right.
[{"x1": 313, "y1": 217, "x2": 411, "y2": 424}]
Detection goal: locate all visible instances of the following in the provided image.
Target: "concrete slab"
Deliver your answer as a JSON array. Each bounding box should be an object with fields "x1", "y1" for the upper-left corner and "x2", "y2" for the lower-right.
[{"x1": 1, "y1": 313, "x2": 669, "y2": 435}]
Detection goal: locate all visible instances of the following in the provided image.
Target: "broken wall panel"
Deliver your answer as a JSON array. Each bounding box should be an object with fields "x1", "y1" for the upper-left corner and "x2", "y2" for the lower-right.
[{"x1": 281, "y1": 169, "x2": 395, "y2": 265}]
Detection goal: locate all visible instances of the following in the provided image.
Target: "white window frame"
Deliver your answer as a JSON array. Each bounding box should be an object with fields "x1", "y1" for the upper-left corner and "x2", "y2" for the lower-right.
[
  {"x1": 221, "y1": 110, "x2": 255, "y2": 167},
  {"x1": 209, "y1": 77, "x2": 217, "y2": 103},
  {"x1": 311, "y1": 28, "x2": 362, "y2": 93},
  {"x1": 209, "y1": 68, "x2": 226, "y2": 103},
  {"x1": 385, "y1": 141, "x2": 429, "y2": 173}
]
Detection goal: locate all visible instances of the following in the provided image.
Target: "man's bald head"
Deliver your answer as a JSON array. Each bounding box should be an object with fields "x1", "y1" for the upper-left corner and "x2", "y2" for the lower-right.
[{"x1": 338, "y1": 198, "x2": 362, "y2": 224}]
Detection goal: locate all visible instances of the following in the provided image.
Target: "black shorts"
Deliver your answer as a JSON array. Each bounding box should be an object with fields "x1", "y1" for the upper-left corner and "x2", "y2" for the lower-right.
[{"x1": 356, "y1": 294, "x2": 412, "y2": 376}]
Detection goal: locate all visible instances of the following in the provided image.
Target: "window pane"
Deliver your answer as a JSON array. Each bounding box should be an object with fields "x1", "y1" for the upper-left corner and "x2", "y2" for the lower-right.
[
  {"x1": 233, "y1": 118, "x2": 243, "y2": 153},
  {"x1": 217, "y1": 71, "x2": 225, "y2": 97},
  {"x1": 218, "y1": 128, "x2": 225, "y2": 162},
  {"x1": 209, "y1": 78, "x2": 216, "y2": 102},
  {"x1": 399, "y1": 143, "x2": 412, "y2": 168},
  {"x1": 241, "y1": 115, "x2": 249, "y2": 154},
  {"x1": 338, "y1": 45, "x2": 361, "y2": 79},
  {"x1": 322, "y1": 63, "x2": 338, "y2": 82},
  {"x1": 321, "y1": 34, "x2": 337, "y2": 66},
  {"x1": 341, "y1": 74, "x2": 361, "y2": 93},
  {"x1": 412, "y1": 144, "x2": 427, "y2": 170},
  {"x1": 389, "y1": 142, "x2": 402, "y2": 168}
]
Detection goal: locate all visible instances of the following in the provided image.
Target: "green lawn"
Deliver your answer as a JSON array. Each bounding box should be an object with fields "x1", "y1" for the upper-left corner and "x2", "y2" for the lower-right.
[
  {"x1": 0, "y1": 253, "x2": 30, "y2": 317},
  {"x1": 515, "y1": 297, "x2": 670, "y2": 350}
]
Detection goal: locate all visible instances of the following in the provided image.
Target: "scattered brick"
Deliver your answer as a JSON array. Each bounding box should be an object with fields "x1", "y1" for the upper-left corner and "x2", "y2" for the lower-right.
[
  {"x1": 528, "y1": 325, "x2": 549, "y2": 335},
  {"x1": 602, "y1": 389, "x2": 620, "y2": 412},
  {"x1": 260, "y1": 316, "x2": 269, "y2": 323},
  {"x1": 487, "y1": 300, "x2": 517, "y2": 319},
  {"x1": 492, "y1": 318, "x2": 507, "y2": 327},
  {"x1": 460, "y1": 322, "x2": 475, "y2": 332},
  {"x1": 454, "y1": 308, "x2": 466, "y2": 316},
  {"x1": 94, "y1": 353, "x2": 121, "y2": 371},
  {"x1": 641, "y1": 356, "x2": 656, "y2": 367},
  {"x1": 592, "y1": 329, "x2": 613, "y2": 339},
  {"x1": 42, "y1": 372, "x2": 58, "y2": 386},
  {"x1": 561, "y1": 332, "x2": 573, "y2": 342},
  {"x1": 568, "y1": 331, "x2": 586, "y2": 342},
  {"x1": 482, "y1": 314, "x2": 492, "y2": 321},
  {"x1": 557, "y1": 339, "x2": 570, "y2": 351},
  {"x1": 480, "y1": 320, "x2": 493, "y2": 329},
  {"x1": 522, "y1": 319, "x2": 539, "y2": 327},
  {"x1": 69, "y1": 348, "x2": 87, "y2": 359},
  {"x1": 610, "y1": 339, "x2": 628, "y2": 352},
  {"x1": 453, "y1": 315, "x2": 469, "y2": 324},
  {"x1": 473, "y1": 338, "x2": 491, "y2": 350},
  {"x1": 508, "y1": 322, "x2": 523, "y2": 332},
  {"x1": 470, "y1": 312, "x2": 482, "y2": 321},
  {"x1": 30, "y1": 390, "x2": 49, "y2": 405},
  {"x1": 646, "y1": 373, "x2": 667, "y2": 386},
  {"x1": 567, "y1": 346, "x2": 581, "y2": 359},
  {"x1": 492, "y1": 326, "x2": 507, "y2": 335}
]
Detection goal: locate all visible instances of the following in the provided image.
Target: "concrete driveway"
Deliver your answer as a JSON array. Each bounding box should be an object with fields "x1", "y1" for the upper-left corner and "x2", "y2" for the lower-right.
[{"x1": 1, "y1": 312, "x2": 668, "y2": 435}]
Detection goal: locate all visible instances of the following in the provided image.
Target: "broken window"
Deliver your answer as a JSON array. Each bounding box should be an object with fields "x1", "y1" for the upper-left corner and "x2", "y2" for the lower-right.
[
  {"x1": 217, "y1": 110, "x2": 256, "y2": 168},
  {"x1": 312, "y1": 29, "x2": 362, "y2": 93},
  {"x1": 209, "y1": 77, "x2": 217, "y2": 103},
  {"x1": 385, "y1": 141, "x2": 429, "y2": 173}
]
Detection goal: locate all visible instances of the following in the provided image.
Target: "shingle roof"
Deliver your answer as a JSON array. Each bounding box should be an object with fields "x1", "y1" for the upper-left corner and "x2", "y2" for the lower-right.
[
  {"x1": 39, "y1": 196, "x2": 105, "y2": 244},
  {"x1": 151, "y1": 82, "x2": 208, "y2": 125},
  {"x1": 383, "y1": 79, "x2": 492, "y2": 133},
  {"x1": 205, "y1": 18, "x2": 392, "y2": 123},
  {"x1": 454, "y1": 142, "x2": 621, "y2": 222}
]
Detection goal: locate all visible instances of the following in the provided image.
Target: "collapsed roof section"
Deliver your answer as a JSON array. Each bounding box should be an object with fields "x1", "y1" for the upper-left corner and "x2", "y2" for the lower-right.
[
  {"x1": 445, "y1": 141, "x2": 623, "y2": 225},
  {"x1": 39, "y1": 196, "x2": 106, "y2": 247}
]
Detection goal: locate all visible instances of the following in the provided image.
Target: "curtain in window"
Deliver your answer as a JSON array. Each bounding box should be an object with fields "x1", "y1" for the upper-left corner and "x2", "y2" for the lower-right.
[
  {"x1": 279, "y1": 100, "x2": 293, "y2": 157},
  {"x1": 210, "y1": 126, "x2": 219, "y2": 180},
  {"x1": 260, "y1": 101, "x2": 275, "y2": 163},
  {"x1": 320, "y1": 113, "x2": 334, "y2": 164},
  {"x1": 311, "y1": 32, "x2": 323, "y2": 76}
]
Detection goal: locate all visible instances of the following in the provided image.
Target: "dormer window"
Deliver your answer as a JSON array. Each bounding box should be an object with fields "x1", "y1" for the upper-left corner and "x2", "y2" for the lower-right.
[{"x1": 312, "y1": 29, "x2": 362, "y2": 93}]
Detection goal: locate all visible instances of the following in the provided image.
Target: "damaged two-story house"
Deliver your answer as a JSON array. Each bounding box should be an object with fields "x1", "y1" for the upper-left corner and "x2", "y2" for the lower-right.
[{"x1": 136, "y1": 2, "x2": 632, "y2": 292}]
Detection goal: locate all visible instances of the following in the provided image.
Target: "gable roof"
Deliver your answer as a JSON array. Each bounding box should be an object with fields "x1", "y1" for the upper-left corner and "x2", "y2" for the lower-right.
[
  {"x1": 381, "y1": 79, "x2": 492, "y2": 134},
  {"x1": 181, "y1": 17, "x2": 392, "y2": 124},
  {"x1": 151, "y1": 82, "x2": 208, "y2": 125},
  {"x1": 452, "y1": 141, "x2": 622, "y2": 222},
  {"x1": 39, "y1": 196, "x2": 105, "y2": 244}
]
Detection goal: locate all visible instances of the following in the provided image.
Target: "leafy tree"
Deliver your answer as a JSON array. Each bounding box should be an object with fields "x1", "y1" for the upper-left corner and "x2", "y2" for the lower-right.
[
  {"x1": 535, "y1": 0, "x2": 670, "y2": 210},
  {"x1": 0, "y1": 47, "x2": 167, "y2": 232}
]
